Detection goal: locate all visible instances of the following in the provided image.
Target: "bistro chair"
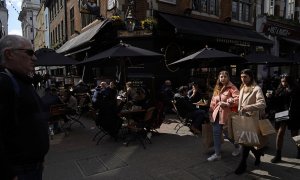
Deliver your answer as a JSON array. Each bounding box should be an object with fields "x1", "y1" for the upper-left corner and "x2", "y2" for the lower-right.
[
  {"x1": 49, "y1": 104, "x2": 69, "y2": 139},
  {"x1": 124, "y1": 106, "x2": 157, "y2": 149},
  {"x1": 171, "y1": 100, "x2": 192, "y2": 133}
]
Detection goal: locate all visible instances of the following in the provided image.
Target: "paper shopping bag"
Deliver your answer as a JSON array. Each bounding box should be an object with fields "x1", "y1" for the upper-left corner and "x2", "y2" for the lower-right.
[
  {"x1": 258, "y1": 119, "x2": 276, "y2": 136},
  {"x1": 202, "y1": 123, "x2": 214, "y2": 152},
  {"x1": 231, "y1": 114, "x2": 261, "y2": 146}
]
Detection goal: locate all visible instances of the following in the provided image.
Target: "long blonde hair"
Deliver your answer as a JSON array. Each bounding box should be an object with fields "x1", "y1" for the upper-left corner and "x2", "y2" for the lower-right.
[{"x1": 213, "y1": 71, "x2": 229, "y2": 96}]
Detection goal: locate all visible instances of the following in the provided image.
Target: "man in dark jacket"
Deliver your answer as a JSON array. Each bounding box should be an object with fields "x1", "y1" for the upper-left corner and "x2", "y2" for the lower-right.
[{"x1": 0, "y1": 35, "x2": 50, "y2": 180}]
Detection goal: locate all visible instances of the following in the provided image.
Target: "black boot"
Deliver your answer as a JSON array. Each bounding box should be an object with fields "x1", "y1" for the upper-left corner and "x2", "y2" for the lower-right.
[
  {"x1": 271, "y1": 150, "x2": 282, "y2": 163},
  {"x1": 252, "y1": 148, "x2": 264, "y2": 166},
  {"x1": 235, "y1": 146, "x2": 249, "y2": 175}
]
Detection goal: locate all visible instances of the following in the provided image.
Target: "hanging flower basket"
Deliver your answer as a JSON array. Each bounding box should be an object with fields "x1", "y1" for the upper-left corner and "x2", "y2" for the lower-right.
[{"x1": 111, "y1": 15, "x2": 125, "y2": 29}]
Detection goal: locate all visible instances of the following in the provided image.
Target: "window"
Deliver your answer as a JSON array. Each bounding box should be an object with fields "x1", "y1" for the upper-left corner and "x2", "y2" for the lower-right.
[
  {"x1": 58, "y1": 24, "x2": 61, "y2": 41},
  {"x1": 81, "y1": 14, "x2": 97, "y2": 28},
  {"x1": 192, "y1": 0, "x2": 219, "y2": 15},
  {"x1": 287, "y1": 0, "x2": 295, "y2": 19},
  {"x1": 232, "y1": 0, "x2": 252, "y2": 22},
  {"x1": 61, "y1": 20, "x2": 64, "y2": 40},
  {"x1": 70, "y1": 7, "x2": 75, "y2": 35},
  {"x1": 45, "y1": 14, "x2": 48, "y2": 28}
]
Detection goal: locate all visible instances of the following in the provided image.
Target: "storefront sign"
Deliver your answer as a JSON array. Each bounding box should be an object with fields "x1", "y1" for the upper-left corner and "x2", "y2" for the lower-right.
[
  {"x1": 216, "y1": 38, "x2": 250, "y2": 46},
  {"x1": 266, "y1": 25, "x2": 291, "y2": 37},
  {"x1": 158, "y1": 0, "x2": 176, "y2": 5}
]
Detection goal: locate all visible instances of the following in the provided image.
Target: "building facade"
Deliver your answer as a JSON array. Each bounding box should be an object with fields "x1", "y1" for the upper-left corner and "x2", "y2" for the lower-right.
[
  {"x1": 18, "y1": 0, "x2": 41, "y2": 46},
  {"x1": 31, "y1": 0, "x2": 300, "y2": 85},
  {"x1": 0, "y1": 0, "x2": 8, "y2": 38}
]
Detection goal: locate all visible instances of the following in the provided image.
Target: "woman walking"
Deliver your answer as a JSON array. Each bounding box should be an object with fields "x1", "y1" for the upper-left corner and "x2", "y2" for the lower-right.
[
  {"x1": 235, "y1": 69, "x2": 266, "y2": 175},
  {"x1": 207, "y1": 71, "x2": 240, "y2": 161},
  {"x1": 267, "y1": 74, "x2": 300, "y2": 163}
]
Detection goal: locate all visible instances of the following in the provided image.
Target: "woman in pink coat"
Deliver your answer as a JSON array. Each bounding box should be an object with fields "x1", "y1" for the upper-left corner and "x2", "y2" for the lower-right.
[{"x1": 207, "y1": 71, "x2": 240, "y2": 161}]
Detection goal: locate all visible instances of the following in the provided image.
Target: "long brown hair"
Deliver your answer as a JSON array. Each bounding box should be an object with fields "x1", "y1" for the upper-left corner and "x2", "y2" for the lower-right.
[{"x1": 213, "y1": 71, "x2": 229, "y2": 96}]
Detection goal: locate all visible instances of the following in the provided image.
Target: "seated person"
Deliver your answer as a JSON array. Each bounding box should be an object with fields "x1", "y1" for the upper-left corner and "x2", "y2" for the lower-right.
[
  {"x1": 125, "y1": 81, "x2": 137, "y2": 102},
  {"x1": 188, "y1": 82, "x2": 202, "y2": 103},
  {"x1": 62, "y1": 90, "x2": 78, "y2": 114},
  {"x1": 41, "y1": 88, "x2": 63, "y2": 133},
  {"x1": 73, "y1": 80, "x2": 90, "y2": 94},
  {"x1": 133, "y1": 87, "x2": 150, "y2": 109},
  {"x1": 174, "y1": 86, "x2": 207, "y2": 134}
]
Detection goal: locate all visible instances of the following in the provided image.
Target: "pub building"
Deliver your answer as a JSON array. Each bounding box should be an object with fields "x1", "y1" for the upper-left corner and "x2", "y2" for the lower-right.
[
  {"x1": 257, "y1": 15, "x2": 300, "y2": 80},
  {"x1": 51, "y1": 0, "x2": 275, "y2": 92}
]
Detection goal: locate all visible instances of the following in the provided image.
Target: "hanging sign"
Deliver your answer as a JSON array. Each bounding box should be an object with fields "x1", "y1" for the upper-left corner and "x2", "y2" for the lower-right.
[{"x1": 107, "y1": 0, "x2": 116, "y2": 11}]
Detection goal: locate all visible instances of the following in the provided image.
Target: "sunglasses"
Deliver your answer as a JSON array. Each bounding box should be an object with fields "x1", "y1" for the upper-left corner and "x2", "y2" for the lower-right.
[{"x1": 13, "y1": 48, "x2": 35, "y2": 56}]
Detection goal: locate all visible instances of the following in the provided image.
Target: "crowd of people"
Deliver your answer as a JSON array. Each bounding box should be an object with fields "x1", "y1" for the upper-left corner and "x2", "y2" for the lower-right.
[{"x1": 1, "y1": 34, "x2": 300, "y2": 179}]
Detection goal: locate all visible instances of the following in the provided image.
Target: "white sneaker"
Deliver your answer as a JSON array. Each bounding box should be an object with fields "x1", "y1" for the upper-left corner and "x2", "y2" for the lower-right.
[
  {"x1": 207, "y1": 153, "x2": 221, "y2": 161},
  {"x1": 232, "y1": 145, "x2": 241, "y2": 157}
]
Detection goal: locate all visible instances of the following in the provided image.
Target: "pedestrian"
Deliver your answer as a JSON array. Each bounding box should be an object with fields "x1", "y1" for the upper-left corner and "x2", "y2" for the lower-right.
[
  {"x1": 0, "y1": 35, "x2": 50, "y2": 180},
  {"x1": 235, "y1": 69, "x2": 266, "y2": 175},
  {"x1": 266, "y1": 74, "x2": 300, "y2": 163},
  {"x1": 207, "y1": 70, "x2": 240, "y2": 162}
]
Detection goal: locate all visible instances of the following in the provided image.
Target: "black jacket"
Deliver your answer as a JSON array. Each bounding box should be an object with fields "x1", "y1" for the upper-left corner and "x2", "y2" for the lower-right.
[{"x1": 0, "y1": 68, "x2": 50, "y2": 179}]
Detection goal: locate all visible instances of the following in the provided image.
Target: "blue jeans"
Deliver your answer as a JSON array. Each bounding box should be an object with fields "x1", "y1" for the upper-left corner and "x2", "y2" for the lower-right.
[
  {"x1": 212, "y1": 119, "x2": 239, "y2": 155},
  {"x1": 16, "y1": 166, "x2": 43, "y2": 180},
  {"x1": 212, "y1": 120, "x2": 223, "y2": 155}
]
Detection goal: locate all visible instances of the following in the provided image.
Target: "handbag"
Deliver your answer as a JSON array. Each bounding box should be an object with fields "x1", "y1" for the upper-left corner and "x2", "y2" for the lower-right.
[
  {"x1": 275, "y1": 110, "x2": 289, "y2": 122},
  {"x1": 231, "y1": 114, "x2": 261, "y2": 146},
  {"x1": 258, "y1": 119, "x2": 276, "y2": 136}
]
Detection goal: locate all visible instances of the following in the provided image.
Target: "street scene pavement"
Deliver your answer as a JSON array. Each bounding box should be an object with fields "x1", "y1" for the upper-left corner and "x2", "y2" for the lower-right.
[{"x1": 44, "y1": 114, "x2": 300, "y2": 180}]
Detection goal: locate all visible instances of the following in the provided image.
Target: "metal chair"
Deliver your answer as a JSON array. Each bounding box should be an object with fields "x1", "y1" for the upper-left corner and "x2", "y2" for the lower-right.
[
  {"x1": 171, "y1": 100, "x2": 192, "y2": 133},
  {"x1": 125, "y1": 107, "x2": 156, "y2": 149}
]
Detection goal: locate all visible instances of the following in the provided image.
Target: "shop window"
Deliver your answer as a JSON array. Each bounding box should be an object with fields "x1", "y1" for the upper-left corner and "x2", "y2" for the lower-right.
[
  {"x1": 192, "y1": 0, "x2": 219, "y2": 16},
  {"x1": 232, "y1": 0, "x2": 251, "y2": 22}
]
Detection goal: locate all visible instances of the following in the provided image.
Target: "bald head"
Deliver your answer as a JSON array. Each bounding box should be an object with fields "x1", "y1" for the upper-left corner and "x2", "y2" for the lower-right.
[
  {"x1": 0, "y1": 35, "x2": 31, "y2": 64},
  {"x1": 0, "y1": 35, "x2": 36, "y2": 75}
]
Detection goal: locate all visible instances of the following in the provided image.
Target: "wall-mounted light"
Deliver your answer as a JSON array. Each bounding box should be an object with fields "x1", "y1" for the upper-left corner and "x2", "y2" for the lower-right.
[{"x1": 125, "y1": 0, "x2": 136, "y2": 32}]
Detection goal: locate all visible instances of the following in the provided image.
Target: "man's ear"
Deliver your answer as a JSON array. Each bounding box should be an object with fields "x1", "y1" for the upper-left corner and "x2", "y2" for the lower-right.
[{"x1": 3, "y1": 48, "x2": 13, "y2": 60}]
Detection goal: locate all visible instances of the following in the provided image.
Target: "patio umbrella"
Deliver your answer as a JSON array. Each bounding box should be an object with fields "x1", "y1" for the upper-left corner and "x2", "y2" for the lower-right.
[
  {"x1": 244, "y1": 53, "x2": 294, "y2": 65},
  {"x1": 77, "y1": 42, "x2": 163, "y2": 65},
  {"x1": 77, "y1": 42, "x2": 162, "y2": 83},
  {"x1": 35, "y1": 48, "x2": 78, "y2": 66},
  {"x1": 168, "y1": 47, "x2": 244, "y2": 67}
]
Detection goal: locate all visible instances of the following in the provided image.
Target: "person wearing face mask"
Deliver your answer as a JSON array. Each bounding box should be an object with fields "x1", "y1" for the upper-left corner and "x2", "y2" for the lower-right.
[
  {"x1": 266, "y1": 74, "x2": 300, "y2": 163},
  {"x1": 0, "y1": 35, "x2": 49, "y2": 180},
  {"x1": 234, "y1": 69, "x2": 266, "y2": 175},
  {"x1": 207, "y1": 71, "x2": 240, "y2": 162}
]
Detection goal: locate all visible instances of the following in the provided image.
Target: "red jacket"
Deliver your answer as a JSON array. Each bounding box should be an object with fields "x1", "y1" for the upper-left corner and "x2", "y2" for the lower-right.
[{"x1": 209, "y1": 82, "x2": 239, "y2": 125}]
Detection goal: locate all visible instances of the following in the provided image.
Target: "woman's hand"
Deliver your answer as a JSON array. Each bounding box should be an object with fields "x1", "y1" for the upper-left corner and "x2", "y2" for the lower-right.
[{"x1": 219, "y1": 102, "x2": 229, "y2": 108}]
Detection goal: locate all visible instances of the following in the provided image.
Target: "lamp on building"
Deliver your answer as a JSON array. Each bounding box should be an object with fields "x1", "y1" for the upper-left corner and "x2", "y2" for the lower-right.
[{"x1": 125, "y1": 0, "x2": 136, "y2": 32}]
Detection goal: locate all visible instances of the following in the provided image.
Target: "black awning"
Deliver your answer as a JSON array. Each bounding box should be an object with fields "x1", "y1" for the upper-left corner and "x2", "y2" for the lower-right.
[
  {"x1": 280, "y1": 37, "x2": 300, "y2": 45},
  {"x1": 56, "y1": 19, "x2": 110, "y2": 54},
  {"x1": 159, "y1": 13, "x2": 273, "y2": 45},
  {"x1": 244, "y1": 53, "x2": 294, "y2": 65}
]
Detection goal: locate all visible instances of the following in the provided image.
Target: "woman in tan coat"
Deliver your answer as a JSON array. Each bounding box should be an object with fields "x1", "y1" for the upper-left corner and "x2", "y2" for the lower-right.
[{"x1": 235, "y1": 69, "x2": 266, "y2": 175}]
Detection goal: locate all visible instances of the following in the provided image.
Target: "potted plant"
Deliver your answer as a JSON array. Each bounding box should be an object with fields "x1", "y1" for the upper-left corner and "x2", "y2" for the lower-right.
[{"x1": 141, "y1": 17, "x2": 157, "y2": 30}]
